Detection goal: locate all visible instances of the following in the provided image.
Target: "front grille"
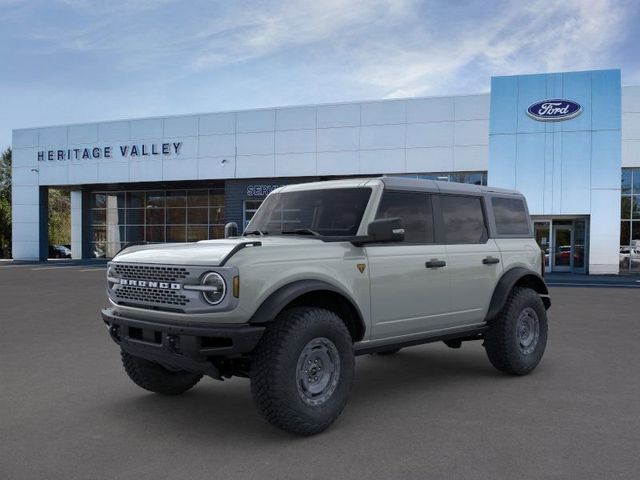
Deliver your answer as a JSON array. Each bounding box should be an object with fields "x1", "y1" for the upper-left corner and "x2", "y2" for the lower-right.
[
  {"x1": 113, "y1": 264, "x2": 189, "y2": 282},
  {"x1": 110, "y1": 263, "x2": 193, "y2": 310},
  {"x1": 115, "y1": 285, "x2": 190, "y2": 307}
]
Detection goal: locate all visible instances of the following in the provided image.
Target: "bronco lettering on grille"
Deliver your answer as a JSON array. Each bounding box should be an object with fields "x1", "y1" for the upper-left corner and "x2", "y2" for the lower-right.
[{"x1": 119, "y1": 279, "x2": 182, "y2": 290}]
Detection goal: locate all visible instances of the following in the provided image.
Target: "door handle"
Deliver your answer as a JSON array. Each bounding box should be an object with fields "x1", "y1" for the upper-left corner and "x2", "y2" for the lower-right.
[
  {"x1": 426, "y1": 259, "x2": 446, "y2": 268},
  {"x1": 482, "y1": 256, "x2": 500, "y2": 265}
]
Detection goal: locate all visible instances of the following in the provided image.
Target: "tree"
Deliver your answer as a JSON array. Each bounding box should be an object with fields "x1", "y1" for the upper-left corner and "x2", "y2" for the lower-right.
[
  {"x1": 0, "y1": 147, "x2": 11, "y2": 258},
  {"x1": 49, "y1": 189, "x2": 71, "y2": 246}
]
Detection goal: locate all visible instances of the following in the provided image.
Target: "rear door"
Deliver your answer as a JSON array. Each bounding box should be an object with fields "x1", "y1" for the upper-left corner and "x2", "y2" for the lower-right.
[
  {"x1": 366, "y1": 191, "x2": 452, "y2": 340},
  {"x1": 438, "y1": 194, "x2": 502, "y2": 326}
]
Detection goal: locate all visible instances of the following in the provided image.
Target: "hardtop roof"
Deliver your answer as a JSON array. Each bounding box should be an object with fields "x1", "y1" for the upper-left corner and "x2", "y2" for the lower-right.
[{"x1": 276, "y1": 176, "x2": 522, "y2": 197}]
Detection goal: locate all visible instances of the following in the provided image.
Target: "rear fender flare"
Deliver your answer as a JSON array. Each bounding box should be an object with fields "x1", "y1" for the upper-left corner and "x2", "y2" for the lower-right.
[{"x1": 485, "y1": 268, "x2": 550, "y2": 322}]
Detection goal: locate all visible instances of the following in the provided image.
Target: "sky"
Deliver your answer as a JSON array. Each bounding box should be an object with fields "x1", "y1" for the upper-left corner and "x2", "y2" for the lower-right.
[{"x1": 0, "y1": 0, "x2": 639, "y2": 148}]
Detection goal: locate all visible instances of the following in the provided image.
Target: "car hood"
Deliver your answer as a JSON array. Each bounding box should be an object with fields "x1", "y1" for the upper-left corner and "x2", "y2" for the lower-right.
[{"x1": 112, "y1": 236, "x2": 324, "y2": 266}]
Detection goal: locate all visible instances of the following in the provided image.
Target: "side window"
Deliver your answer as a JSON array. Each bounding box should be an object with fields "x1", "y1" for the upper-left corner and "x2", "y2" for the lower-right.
[
  {"x1": 440, "y1": 195, "x2": 487, "y2": 244},
  {"x1": 492, "y1": 197, "x2": 531, "y2": 235},
  {"x1": 375, "y1": 191, "x2": 434, "y2": 244}
]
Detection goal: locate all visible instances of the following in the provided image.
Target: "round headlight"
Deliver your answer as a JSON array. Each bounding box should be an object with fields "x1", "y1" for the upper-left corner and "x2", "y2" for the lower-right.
[
  {"x1": 107, "y1": 265, "x2": 117, "y2": 290},
  {"x1": 201, "y1": 272, "x2": 226, "y2": 305}
]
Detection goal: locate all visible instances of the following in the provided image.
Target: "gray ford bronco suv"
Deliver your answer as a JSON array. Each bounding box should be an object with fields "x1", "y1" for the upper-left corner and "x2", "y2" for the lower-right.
[{"x1": 102, "y1": 177, "x2": 550, "y2": 435}]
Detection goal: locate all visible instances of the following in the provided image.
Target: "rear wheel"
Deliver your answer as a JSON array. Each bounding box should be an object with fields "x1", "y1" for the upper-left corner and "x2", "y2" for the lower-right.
[
  {"x1": 121, "y1": 350, "x2": 202, "y2": 395},
  {"x1": 484, "y1": 287, "x2": 548, "y2": 375},
  {"x1": 250, "y1": 307, "x2": 355, "y2": 435}
]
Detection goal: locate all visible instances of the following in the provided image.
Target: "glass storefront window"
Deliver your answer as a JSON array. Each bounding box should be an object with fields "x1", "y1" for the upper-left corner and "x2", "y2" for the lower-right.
[
  {"x1": 126, "y1": 192, "x2": 145, "y2": 208},
  {"x1": 167, "y1": 208, "x2": 186, "y2": 224},
  {"x1": 146, "y1": 208, "x2": 165, "y2": 225},
  {"x1": 631, "y1": 223, "x2": 640, "y2": 273},
  {"x1": 146, "y1": 191, "x2": 165, "y2": 209},
  {"x1": 188, "y1": 190, "x2": 209, "y2": 207},
  {"x1": 621, "y1": 169, "x2": 632, "y2": 194},
  {"x1": 187, "y1": 208, "x2": 208, "y2": 224},
  {"x1": 88, "y1": 187, "x2": 225, "y2": 258},
  {"x1": 633, "y1": 196, "x2": 640, "y2": 219},
  {"x1": 91, "y1": 193, "x2": 107, "y2": 208},
  {"x1": 126, "y1": 226, "x2": 144, "y2": 243},
  {"x1": 166, "y1": 226, "x2": 186, "y2": 242},
  {"x1": 210, "y1": 192, "x2": 224, "y2": 207},
  {"x1": 187, "y1": 225, "x2": 207, "y2": 242},
  {"x1": 634, "y1": 170, "x2": 640, "y2": 195},
  {"x1": 573, "y1": 219, "x2": 586, "y2": 269},
  {"x1": 534, "y1": 222, "x2": 550, "y2": 269},
  {"x1": 145, "y1": 226, "x2": 165, "y2": 243},
  {"x1": 243, "y1": 200, "x2": 263, "y2": 230},
  {"x1": 401, "y1": 171, "x2": 487, "y2": 186},
  {"x1": 210, "y1": 206, "x2": 224, "y2": 223},
  {"x1": 165, "y1": 190, "x2": 186, "y2": 207},
  {"x1": 209, "y1": 225, "x2": 224, "y2": 239},
  {"x1": 620, "y1": 168, "x2": 640, "y2": 273}
]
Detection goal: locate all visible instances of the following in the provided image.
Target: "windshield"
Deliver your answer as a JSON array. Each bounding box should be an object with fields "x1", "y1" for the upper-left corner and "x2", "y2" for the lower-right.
[{"x1": 245, "y1": 187, "x2": 372, "y2": 237}]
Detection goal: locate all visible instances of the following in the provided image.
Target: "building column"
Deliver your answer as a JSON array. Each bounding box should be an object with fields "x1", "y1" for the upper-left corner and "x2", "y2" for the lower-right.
[
  {"x1": 71, "y1": 190, "x2": 83, "y2": 259},
  {"x1": 11, "y1": 181, "x2": 42, "y2": 261}
]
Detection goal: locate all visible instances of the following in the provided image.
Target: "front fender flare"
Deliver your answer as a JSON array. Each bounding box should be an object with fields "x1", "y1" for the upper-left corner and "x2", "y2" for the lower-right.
[{"x1": 248, "y1": 279, "x2": 366, "y2": 340}]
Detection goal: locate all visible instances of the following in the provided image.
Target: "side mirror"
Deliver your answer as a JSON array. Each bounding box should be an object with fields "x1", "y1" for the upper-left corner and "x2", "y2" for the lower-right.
[
  {"x1": 224, "y1": 222, "x2": 239, "y2": 238},
  {"x1": 366, "y1": 217, "x2": 405, "y2": 243}
]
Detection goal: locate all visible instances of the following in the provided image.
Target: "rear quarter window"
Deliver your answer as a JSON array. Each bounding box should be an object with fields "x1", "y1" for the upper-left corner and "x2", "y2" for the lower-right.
[{"x1": 492, "y1": 197, "x2": 531, "y2": 235}]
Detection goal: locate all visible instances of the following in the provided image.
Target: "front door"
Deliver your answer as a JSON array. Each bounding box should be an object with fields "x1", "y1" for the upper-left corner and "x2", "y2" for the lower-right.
[{"x1": 552, "y1": 224, "x2": 573, "y2": 272}]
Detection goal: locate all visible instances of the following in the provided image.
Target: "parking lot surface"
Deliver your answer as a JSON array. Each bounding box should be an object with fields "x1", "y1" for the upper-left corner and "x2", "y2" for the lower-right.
[{"x1": 1, "y1": 263, "x2": 639, "y2": 479}]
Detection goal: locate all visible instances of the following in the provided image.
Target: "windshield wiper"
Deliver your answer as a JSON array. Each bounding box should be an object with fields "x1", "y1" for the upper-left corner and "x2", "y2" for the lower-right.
[
  {"x1": 244, "y1": 230, "x2": 268, "y2": 236},
  {"x1": 281, "y1": 228, "x2": 321, "y2": 237}
]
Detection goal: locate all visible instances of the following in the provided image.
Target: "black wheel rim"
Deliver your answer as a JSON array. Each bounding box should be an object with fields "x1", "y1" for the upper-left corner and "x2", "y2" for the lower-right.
[
  {"x1": 296, "y1": 337, "x2": 341, "y2": 406},
  {"x1": 516, "y1": 307, "x2": 540, "y2": 355}
]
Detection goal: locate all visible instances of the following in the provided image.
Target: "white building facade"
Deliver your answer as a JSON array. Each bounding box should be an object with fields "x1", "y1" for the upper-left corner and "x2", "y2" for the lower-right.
[{"x1": 11, "y1": 69, "x2": 640, "y2": 274}]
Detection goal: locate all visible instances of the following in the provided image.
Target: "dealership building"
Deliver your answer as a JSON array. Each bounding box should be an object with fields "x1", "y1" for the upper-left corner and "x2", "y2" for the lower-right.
[{"x1": 10, "y1": 68, "x2": 640, "y2": 274}]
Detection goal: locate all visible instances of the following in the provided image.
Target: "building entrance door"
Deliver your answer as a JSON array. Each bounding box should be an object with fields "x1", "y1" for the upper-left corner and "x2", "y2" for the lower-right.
[
  {"x1": 533, "y1": 218, "x2": 588, "y2": 274},
  {"x1": 552, "y1": 224, "x2": 573, "y2": 272},
  {"x1": 534, "y1": 221, "x2": 551, "y2": 274}
]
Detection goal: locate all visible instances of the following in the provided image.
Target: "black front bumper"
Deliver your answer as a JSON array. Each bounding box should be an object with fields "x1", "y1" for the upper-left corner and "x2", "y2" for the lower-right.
[{"x1": 101, "y1": 308, "x2": 265, "y2": 378}]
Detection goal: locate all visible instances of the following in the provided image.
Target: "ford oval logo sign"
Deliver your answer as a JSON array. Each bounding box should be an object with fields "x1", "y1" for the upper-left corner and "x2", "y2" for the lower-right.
[{"x1": 527, "y1": 99, "x2": 582, "y2": 122}]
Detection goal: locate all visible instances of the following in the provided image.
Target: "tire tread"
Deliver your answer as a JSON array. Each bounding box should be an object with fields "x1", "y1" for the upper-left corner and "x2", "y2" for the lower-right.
[
  {"x1": 250, "y1": 307, "x2": 354, "y2": 435},
  {"x1": 121, "y1": 350, "x2": 202, "y2": 395}
]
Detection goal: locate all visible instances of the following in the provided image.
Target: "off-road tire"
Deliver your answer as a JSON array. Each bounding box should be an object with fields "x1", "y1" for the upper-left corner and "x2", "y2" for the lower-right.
[
  {"x1": 121, "y1": 350, "x2": 202, "y2": 395},
  {"x1": 250, "y1": 307, "x2": 355, "y2": 436},
  {"x1": 484, "y1": 287, "x2": 548, "y2": 375},
  {"x1": 376, "y1": 347, "x2": 402, "y2": 356}
]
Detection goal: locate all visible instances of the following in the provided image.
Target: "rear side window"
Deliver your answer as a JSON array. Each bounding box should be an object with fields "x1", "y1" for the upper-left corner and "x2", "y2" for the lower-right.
[
  {"x1": 492, "y1": 197, "x2": 530, "y2": 235},
  {"x1": 375, "y1": 191, "x2": 434, "y2": 244},
  {"x1": 440, "y1": 195, "x2": 487, "y2": 244}
]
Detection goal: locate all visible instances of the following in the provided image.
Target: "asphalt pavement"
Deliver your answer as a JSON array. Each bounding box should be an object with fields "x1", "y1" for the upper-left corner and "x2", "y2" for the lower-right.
[{"x1": 1, "y1": 263, "x2": 639, "y2": 479}]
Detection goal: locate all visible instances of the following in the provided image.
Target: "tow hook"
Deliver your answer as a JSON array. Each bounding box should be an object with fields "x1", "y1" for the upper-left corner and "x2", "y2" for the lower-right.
[
  {"x1": 107, "y1": 324, "x2": 121, "y2": 342},
  {"x1": 166, "y1": 334, "x2": 180, "y2": 353}
]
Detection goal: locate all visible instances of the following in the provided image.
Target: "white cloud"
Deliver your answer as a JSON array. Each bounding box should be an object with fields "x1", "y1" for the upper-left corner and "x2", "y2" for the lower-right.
[
  {"x1": 346, "y1": 0, "x2": 629, "y2": 97},
  {"x1": 21, "y1": 0, "x2": 633, "y2": 98}
]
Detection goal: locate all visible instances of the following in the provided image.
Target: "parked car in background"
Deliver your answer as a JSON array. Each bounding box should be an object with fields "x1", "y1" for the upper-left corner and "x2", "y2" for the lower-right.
[
  {"x1": 49, "y1": 245, "x2": 71, "y2": 258},
  {"x1": 619, "y1": 246, "x2": 640, "y2": 269}
]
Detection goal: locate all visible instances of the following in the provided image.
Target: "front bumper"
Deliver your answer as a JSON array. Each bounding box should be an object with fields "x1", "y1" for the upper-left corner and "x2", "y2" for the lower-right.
[{"x1": 101, "y1": 308, "x2": 265, "y2": 378}]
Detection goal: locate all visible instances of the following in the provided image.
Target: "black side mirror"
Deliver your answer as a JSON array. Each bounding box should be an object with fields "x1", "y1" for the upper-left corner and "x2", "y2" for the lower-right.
[
  {"x1": 366, "y1": 217, "x2": 405, "y2": 243},
  {"x1": 224, "y1": 222, "x2": 239, "y2": 238}
]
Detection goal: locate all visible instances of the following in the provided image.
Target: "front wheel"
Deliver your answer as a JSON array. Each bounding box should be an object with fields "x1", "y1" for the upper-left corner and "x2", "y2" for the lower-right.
[
  {"x1": 250, "y1": 307, "x2": 355, "y2": 435},
  {"x1": 121, "y1": 350, "x2": 202, "y2": 395},
  {"x1": 484, "y1": 287, "x2": 548, "y2": 375}
]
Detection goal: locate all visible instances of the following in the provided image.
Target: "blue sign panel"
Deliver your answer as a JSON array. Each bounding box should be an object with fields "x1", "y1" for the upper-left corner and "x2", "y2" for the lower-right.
[{"x1": 527, "y1": 99, "x2": 582, "y2": 122}]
